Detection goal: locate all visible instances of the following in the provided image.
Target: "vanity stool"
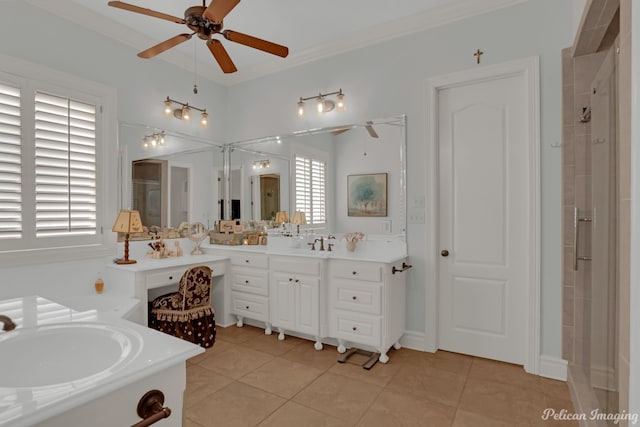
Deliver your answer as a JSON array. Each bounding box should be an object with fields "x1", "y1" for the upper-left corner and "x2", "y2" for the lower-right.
[{"x1": 149, "y1": 265, "x2": 216, "y2": 348}]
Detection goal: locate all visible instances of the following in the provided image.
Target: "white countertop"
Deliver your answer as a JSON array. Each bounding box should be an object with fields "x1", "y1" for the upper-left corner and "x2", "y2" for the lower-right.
[
  {"x1": 106, "y1": 253, "x2": 228, "y2": 272},
  {"x1": 0, "y1": 296, "x2": 203, "y2": 427},
  {"x1": 202, "y1": 237, "x2": 408, "y2": 264}
]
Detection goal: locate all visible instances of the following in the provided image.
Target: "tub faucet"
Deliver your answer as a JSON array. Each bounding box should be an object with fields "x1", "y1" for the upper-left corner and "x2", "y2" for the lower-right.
[{"x1": 0, "y1": 315, "x2": 16, "y2": 332}]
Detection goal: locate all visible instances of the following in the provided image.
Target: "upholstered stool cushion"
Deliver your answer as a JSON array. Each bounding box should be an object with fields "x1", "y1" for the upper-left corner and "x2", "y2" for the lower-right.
[{"x1": 149, "y1": 265, "x2": 216, "y2": 348}]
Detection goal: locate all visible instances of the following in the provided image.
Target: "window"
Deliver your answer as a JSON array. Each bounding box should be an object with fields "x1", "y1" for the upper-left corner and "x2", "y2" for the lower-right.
[
  {"x1": 0, "y1": 61, "x2": 114, "y2": 261},
  {"x1": 295, "y1": 154, "x2": 326, "y2": 225}
]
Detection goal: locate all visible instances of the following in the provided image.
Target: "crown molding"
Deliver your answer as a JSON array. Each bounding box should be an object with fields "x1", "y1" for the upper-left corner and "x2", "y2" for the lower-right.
[{"x1": 27, "y1": 0, "x2": 526, "y2": 87}]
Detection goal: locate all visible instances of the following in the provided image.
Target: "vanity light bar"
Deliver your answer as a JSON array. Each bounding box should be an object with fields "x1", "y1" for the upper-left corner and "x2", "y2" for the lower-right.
[{"x1": 297, "y1": 89, "x2": 346, "y2": 119}]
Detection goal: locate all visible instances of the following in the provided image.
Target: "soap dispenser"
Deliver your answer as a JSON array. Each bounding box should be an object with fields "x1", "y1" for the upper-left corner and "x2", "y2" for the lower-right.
[{"x1": 94, "y1": 272, "x2": 104, "y2": 294}]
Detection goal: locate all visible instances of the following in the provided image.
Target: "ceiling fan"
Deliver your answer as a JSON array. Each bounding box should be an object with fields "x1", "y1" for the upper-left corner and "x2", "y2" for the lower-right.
[
  {"x1": 107, "y1": 0, "x2": 289, "y2": 74},
  {"x1": 331, "y1": 121, "x2": 379, "y2": 138}
]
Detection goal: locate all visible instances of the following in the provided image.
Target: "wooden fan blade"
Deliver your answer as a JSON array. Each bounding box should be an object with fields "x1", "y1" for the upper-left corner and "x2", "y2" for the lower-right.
[
  {"x1": 137, "y1": 34, "x2": 192, "y2": 59},
  {"x1": 207, "y1": 39, "x2": 238, "y2": 73},
  {"x1": 203, "y1": 0, "x2": 241, "y2": 22},
  {"x1": 331, "y1": 128, "x2": 351, "y2": 136},
  {"x1": 223, "y1": 30, "x2": 289, "y2": 58},
  {"x1": 365, "y1": 121, "x2": 379, "y2": 138},
  {"x1": 108, "y1": 1, "x2": 184, "y2": 24}
]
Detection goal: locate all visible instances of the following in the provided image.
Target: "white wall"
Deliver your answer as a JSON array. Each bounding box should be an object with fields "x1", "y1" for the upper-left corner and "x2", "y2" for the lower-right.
[
  {"x1": 223, "y1": 0, "x2": 575, "y2": 357},
  {"x1": 0, "y1": 0, "x2": 576, "y2": 361}
]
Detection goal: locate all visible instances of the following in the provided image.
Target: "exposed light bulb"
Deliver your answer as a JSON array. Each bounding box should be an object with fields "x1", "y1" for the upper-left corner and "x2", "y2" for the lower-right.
[
  {"x1": 182, "y1": 105, "x2": 192, "y2": 122},
  {"x1": 297, "y1": 100, "x2": 305, "y2": 119},
  {"x1": 163, "y1": 99, "x2": 172, "y2": 116},
  {"x1": 199, "y1": 111, "x2": 209, "y2": 128},
  {"x1": 336, "y1": 91, "x2": 346, "y2": 112},
  {"x1": 316, "y1": 97, "x2": 324, "y2": 114}
]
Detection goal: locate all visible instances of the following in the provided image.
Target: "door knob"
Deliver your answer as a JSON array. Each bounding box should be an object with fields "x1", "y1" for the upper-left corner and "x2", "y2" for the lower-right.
[{"x1": 441, "y1": 249, "x2": 449, "y2": 257}]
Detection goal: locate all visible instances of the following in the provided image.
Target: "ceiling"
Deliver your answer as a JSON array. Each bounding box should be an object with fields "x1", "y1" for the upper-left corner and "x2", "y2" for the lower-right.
[{"x1": 26, "y1": 0, "x2": 525, "y2": 85}]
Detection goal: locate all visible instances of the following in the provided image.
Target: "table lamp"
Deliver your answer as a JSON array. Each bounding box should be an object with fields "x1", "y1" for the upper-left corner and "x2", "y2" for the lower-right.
[
  {"x1": 290, "y1": 211, "x2": 307, "y2": 235},
  {"x1": 274, "y1": 211, "x2": 289, "y2": 232},
  {"x1": 112, "y1": 209, "x2": 144, "y2": 264}
]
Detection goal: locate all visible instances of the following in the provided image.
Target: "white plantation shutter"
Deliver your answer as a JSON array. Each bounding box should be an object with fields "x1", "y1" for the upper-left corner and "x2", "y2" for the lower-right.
[
  {"x1": 0, "y1": 83, "x2": 22, "y2": 239},
  {"x1": 295, "y1": 154, "x2": 326, "y2": 225},
  {"x1": 34, "y1": 92, "x2": 97, "y2": 237}
]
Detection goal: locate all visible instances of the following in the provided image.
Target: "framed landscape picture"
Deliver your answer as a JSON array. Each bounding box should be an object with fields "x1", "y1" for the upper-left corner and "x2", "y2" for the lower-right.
[{"x1": 347, "y1": 173, "x2": 387, "y2": 217}]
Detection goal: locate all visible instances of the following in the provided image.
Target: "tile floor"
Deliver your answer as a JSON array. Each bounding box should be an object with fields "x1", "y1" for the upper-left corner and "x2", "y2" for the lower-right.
[{"x1": 184, "y1": 325, "x2": 578, "y2": 427}]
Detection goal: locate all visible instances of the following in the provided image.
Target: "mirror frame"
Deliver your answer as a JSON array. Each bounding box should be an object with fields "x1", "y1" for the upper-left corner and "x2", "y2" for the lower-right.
[{"x1": 118, "y1": 114, "x2": 407, "y2": 241}]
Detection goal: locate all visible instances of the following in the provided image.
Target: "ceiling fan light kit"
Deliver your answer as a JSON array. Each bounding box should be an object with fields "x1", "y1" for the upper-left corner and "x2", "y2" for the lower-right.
[
  {"x1": 163, "y1": 96, "x2": 209, "y2": 128},
  {"x1": 108, "y1": 0, "x2": 289, "y2": 74},
  {"x1": 297, "y1": 89, "x2": 346, "y2": 119}
]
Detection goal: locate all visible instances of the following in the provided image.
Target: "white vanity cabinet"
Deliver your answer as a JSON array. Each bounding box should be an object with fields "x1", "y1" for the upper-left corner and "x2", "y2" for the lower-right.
[
  {"x1": 269, "y1": 256, "x2": 325, "y2": 350},
  {"x1": 228, "y1": 252, "x2": 272, "y2": 334},
  {"x1": 328, "y1": 258, "x2": 408, "y2": 363}
]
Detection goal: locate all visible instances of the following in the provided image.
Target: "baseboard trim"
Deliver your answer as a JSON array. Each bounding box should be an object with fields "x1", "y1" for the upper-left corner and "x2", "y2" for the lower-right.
[
  {"x1": 400, "y1": 330, "x2": 430, "y2": 352},
  {"x1": 539, "y1": 354, "x2": 568, "y2": 380}
]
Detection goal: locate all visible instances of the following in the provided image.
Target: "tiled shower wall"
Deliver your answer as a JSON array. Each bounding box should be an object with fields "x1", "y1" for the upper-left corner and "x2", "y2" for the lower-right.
[{"x1": 562, "y1": 47, "x2": 606, "y2": 369}]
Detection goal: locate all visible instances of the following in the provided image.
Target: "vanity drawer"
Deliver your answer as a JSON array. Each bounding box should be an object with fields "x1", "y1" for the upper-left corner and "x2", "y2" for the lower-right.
[
  {"x1": 270, "y1": 257, "x2": 322, "y2": 276},
  {"x1": 145, "y1": 268, "x2": 185, "y2": 289},
  {"x1": 330, "y1": 310, "x2": 381, "y2": 347},
  {"x1": 231, "y1": 292, "x2": 269, "y2": 321},
  {"x1": 330, "y1": 279, "x2": 382, "y2": 315},
  {"x1": 330, "y1": 260, "x2": 382, "y2": 282},
  {"x1": 230, "y1": 253, "x2": 269, "y2": 269},
  {"x1": 231, "y1": 269, "x2": 269, "y2": 296}
]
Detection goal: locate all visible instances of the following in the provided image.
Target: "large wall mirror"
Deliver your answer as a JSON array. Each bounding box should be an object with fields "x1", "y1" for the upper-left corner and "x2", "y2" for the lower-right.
[{"x1": 118, "y1": 114, "x2": 406, "y2": 241}]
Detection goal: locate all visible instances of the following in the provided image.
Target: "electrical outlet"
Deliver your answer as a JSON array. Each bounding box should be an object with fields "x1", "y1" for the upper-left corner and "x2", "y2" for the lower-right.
[
  {"x1": 382, "y1": 220, "x2": 392, "y2": 233},
  {"x1": 412, "y1": 195, "x2": 425, "y2": 208},
  {"x1": 408, "y1": 209, "x2": 425, "y2": 224}
]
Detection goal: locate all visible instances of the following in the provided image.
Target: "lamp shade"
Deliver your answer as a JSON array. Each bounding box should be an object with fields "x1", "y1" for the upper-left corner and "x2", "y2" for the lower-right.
[
  {"x1": 291, "y1": 211, "x2": 307, "y2": 225},
  {"x1": 274, "y1": 211, "x2": 289, "y2": 224},
  {"x1": 112, "y1": 210, "x2": 144, "y2": 233}
]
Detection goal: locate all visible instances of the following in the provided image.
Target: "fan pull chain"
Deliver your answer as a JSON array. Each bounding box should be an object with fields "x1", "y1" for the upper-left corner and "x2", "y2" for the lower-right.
[{"x1": 193, "y1": 41, "x2": 198, "y2": 94}]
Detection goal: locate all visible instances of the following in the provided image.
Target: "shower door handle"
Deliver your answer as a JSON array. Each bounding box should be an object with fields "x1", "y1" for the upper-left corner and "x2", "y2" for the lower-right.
[{"x1": 573, "y1": 207, "x2": 593, "y2": 271}]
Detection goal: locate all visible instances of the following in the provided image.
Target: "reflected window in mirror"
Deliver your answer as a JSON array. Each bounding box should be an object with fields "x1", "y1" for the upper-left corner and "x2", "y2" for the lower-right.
[{"x1": 295, "y1": 152, "x2": 327, "y2": 227}]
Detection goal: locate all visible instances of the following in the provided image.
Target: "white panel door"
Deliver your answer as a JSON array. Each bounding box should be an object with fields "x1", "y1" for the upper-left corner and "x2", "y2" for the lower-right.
[{"x1": 438, "y1": 72, "x2": 530, "y2": 364}]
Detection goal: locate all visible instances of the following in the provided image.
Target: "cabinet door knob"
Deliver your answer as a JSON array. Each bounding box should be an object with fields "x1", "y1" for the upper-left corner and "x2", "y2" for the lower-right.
[
  {"x1": 245, "y1": 259, "x2": 250, "y2": 263},
  {"x1": 245, "y1": 305, "x2": 250, "y2": 310},
  {"x1": 352, "y1": 326, "x2": 357, "y2": 331},
  {"x1": 295, "y1": 279, "x2": 299, "y2": 283},
  {"x1": 352, "y1": 271, "x2": 357, "y2": 275},
  {"x1": 352, "y1": 296, "x2": 357, "y2": 300},
  {"x1": 169, "y1": 276, "x2": 173, "y2": 280},
  {"x1": 441, "y1": 250, "x2": 449, "y2": 257},
  {"x1": 289, "y1": 278, "x2": 293, "y2": 282},
  {"x1": 245, "y1": 280, "x2": 249, "y2": 284}
]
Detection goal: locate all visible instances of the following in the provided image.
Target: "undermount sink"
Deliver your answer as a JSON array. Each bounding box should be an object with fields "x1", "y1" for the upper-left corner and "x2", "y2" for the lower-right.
[{"x1": 0, "y1": 322, "x2": 142, "y2": 388}]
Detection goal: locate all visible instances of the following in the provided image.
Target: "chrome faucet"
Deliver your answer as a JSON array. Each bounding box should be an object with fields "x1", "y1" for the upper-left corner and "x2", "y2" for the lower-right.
[{"x1": 0, "y1": 315, "x2": 16, "y2": 332}]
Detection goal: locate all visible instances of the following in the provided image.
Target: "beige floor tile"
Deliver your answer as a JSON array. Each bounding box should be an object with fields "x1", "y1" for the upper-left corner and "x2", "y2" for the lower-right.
[
  {"x1": 239, "y1": 357, "x2": 324, "y2": 399},
  {"x1": 386, "y1": 364, "x2": 466, "y2": 407},
  {"x1": 215, "y1": 324, "x2": 266, "y2": 345},
  {"x1": 195, "y1": 345, "x2": 274, "y2": 379},
  {"x1": 293, "y1": 372, "x2": 382, "y2": 423},
  {"x1": 237, "y1": 331, "x2": 306, "y2": 356},
  {"x1": 185, "y1": 364, "x2": 234, "y2": 408},
  {"x1": 468, "y1": 357, "x2": 542, "y2": 390},
  {"x1": 430, "y1": 350, "x2": 474, "y2": 375},
  {"x1": 280, "y1": 342, "x2": 341, "y2": 371},
  {"x1": 183, "y1": 416, "x2": 205, "y2": 427},
  {"x1": 328, "y1": 355, "x2": 401, "y2": 387},
  {"x1": 385, "y1": 347, "x2": 437, "y2": 368},
  {"x1": 257, "y1": 401, "x2": 347, "y2": 427},
  {"x1": 453, "y1": 409, "x2": 521, "y2": 427},
  {"x1": 541, "y1": 377, "x2": 573, "y2": 401},
  {"x1": 188, "y1": 381, "x2": 286, "y2": 427},
  {"x1": 458, "y1": 377, "x2": 547, "y2": 424},
  {"x1": 356, "y1": 389, "x2": 456, "y2": 427}
]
